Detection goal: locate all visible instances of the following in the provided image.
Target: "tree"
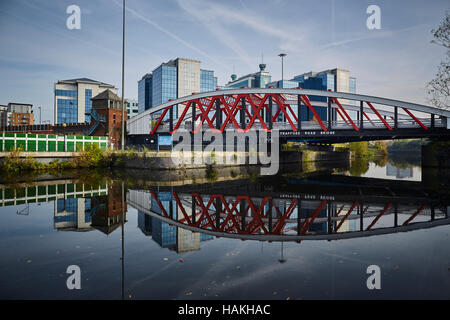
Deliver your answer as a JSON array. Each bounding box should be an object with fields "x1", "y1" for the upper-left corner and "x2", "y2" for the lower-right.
[{"x1": 428, "y1": 11, "x2": 450, "y2": 110}]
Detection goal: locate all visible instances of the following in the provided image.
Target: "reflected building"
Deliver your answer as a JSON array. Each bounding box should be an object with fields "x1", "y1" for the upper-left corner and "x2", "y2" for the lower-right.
[
  {"x1": 54, "y1": 197, "x2": 93, "y2": 231},
  {"x1": 138, "y1": 210, "x2": 152, "y2": 236},
  {"x1": 50, "y1": 182, "x2": 127, "y2": 235},
  {"x1": 130, "y1": 189, "x2": 214, "y2": 253},
  {"x1": 386, "y1": 163, "x2": 413, "y2": 179},
  {"x1": 91, "y1": 184, "x2": 127, "y2": 235}
]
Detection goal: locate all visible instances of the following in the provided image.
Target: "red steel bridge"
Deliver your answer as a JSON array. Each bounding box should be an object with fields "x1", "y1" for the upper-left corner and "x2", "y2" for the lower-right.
[{"x1": 128, "y1": 88, "x2": 450, "y2": 144}]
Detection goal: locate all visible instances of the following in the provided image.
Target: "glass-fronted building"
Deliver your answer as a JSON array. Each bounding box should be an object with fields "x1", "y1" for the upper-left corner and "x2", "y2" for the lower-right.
[
  {"x1": 138, "y1": 58, "x2": 218, "y2": 121},
  {"x1": 200, "y1": 69, "x2": 217, "y2": 92},
  {"x1": 291, "y1": 68, "x2": 357, "y2": 120},
  {"x1": 138, "y1": 74, "x2": 152, "y2": 113},
  {"x1": 226, "y1": 63, "x2": 272, "y2": 89},
  {"x1": 54, "y1": 78, "x2": 117, "y2": 124}
]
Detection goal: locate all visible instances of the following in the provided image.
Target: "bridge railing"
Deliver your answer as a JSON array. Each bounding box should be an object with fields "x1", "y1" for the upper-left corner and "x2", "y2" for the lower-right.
[{"x1": 151, "y1": 117, "x2": 445, "y2": 133}]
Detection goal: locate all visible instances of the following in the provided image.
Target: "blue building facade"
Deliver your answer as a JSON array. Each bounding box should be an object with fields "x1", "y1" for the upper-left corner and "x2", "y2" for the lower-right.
[
  {"x1": 200, "y1": 70, "x2": 217, "y2": 92},
  {"x1": 138, "y1": 58, "x2": 218, "y2": 121},
  {"x1": 55, "y1": 90, "x2": 78, "y2": 124},
  {"x1": 138, "y1": 74, "x2": 152, "y2": 114},
  {"x1": 152, "y1": 64, "x2": 177, "y2": 108},
  {"x1": 226, "y1": 64, "x2": 272, "y2": 89}
]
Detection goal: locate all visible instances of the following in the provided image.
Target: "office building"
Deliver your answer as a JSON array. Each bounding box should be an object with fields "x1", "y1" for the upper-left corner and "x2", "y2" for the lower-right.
[
  {"x1": 138, "y1": 58, "x2": 218, "y2": 119},
  {"x1": 126, "y1": 99, "x2": 139, "y2": 119},
  {"x1": 138, "y1": 73, "x2": 152, "y2": 113},
  {"x1": 54, "y1": 78, "x2": 117, "y2": 124},
  {"x1": 293, "y1": 68, "x2": 357, "y2": 106},
  {"x1": 225, "y1": 63, "x2": 272, "y2": 89},
  {"x1": 265, "y1": 68, "x2": 357, "y2": 121}
]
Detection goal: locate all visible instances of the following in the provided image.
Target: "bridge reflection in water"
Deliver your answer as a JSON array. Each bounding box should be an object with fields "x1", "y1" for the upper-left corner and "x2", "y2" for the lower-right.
[
  {"x1": 127, "y1": 176, "x2": 450, "y2": 245},
  {"x1": 3, "y1": 175, "x2": 447, "y2": 252}
]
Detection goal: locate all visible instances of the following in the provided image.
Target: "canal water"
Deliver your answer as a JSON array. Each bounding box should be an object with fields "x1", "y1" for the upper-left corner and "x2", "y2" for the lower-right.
[{"x1": 0, "y1": 152, "x2": 449, "y2": 300}]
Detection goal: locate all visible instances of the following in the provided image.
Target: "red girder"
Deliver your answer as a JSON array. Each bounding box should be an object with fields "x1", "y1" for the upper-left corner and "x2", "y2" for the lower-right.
[
  {"x1": 402, "y1": 108, "x2": 428, "y2": 130},
  {"x1": 365, "y1": 102, "x2": 392, "y2": 130},
  {"x1": 402, "y1": 205, "x2": 427, "y2": 226},
  {"x1": 335, "y1": 202, "x2": 358, "y2": 232},
  {"x1": 300, "y1": 94, "x2": 328, "y2": 131},
  {"x1": 363, "y1": 112, "x2": 376, "y2": 126},
  {"x1": 150, "y1": 92, "x2": 331, "y2": 134},
  {"x1": 330, "y1": 96, "x2": 359, "y2": 131},
  {"x1": 300, "y1": 200, "x2": 328, "y2": 234},
  {"x1": 366, "y1": 203, "x2": 392, "y2": 230}
]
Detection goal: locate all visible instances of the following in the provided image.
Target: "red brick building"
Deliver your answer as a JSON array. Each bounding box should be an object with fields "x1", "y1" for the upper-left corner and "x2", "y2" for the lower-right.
[
  {"x1": 91, "y1": 184, "x2": 127, "y2": 235},
  {"x1": 91, "y1": 90, "x2": 127, "y2": 149}
]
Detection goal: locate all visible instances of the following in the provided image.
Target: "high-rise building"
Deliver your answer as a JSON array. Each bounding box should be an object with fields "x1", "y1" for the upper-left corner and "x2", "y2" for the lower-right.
[
  {"x1": 138, "y1": 58, "x2": 218, "y2": 119},
  {"x1": 138, "y1": 73, "x2": 152, "y2": 113},
  {"x1": 225, "y1": 63, "x2": 272, "y2": 88},
  {"x1": 54, "y1": 78, "x2": 117, "y2": 124}
]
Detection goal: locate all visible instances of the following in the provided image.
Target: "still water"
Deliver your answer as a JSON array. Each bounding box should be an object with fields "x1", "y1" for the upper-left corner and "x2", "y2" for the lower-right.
[{"x1": 0, "y1": 154, "x2": 449, "y2": 300}]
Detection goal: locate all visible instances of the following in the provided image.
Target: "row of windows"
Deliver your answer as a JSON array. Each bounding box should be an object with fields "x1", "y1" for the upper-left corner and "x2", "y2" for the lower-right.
[
  {"x1": 85, "y1": 89, "x2": 92, "y2": 123},
  {"x1": 55, "y1": 90, "x2": 77, "y2": 98},
  {"x1": 57, "y1": 99, "x2": 78, "y2": 124}
]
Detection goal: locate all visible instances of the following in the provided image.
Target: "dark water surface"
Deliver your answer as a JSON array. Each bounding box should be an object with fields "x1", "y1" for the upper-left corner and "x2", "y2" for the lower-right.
[{"x1": 0, "y1": 154, "x2": 449, "y2": 300}]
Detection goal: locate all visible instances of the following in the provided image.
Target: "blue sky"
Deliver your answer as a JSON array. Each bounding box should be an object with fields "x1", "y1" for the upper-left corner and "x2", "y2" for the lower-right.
[{"x1": 0, "y1": 0, "x2": 448, "y2": 123}]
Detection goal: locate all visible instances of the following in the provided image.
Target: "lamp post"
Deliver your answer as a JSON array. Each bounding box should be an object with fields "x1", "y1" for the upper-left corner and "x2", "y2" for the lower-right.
[
  {"x1": 38, "y1": 106, "x2": 41, "y2": 125},
  {"x1": 62, "y1": 123, "x2": 67, "y2": 152},
  {"x1": 278, "y1": 53, "x2": 287, "y2": 88},
  {"x1": 120, "y1": 0, "x2": 126, "y2": 150},
  {"x1": 278, "y1": 53, "x2": 287, "y2": 122}
]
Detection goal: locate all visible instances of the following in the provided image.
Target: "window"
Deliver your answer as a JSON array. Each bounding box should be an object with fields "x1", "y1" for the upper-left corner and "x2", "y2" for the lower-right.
[
  {"x1": 55, "y1": 90, "x2": 77, "y2": 98},
  {"x1": 85, "y1": 89, "x2": 92, "y2": 123},
  {"x1": 113, "y1": 114, "x2": 116, "y2": 124},
  {"x1": 57, "y1": 99, "x2": 78, "y2": 124}
]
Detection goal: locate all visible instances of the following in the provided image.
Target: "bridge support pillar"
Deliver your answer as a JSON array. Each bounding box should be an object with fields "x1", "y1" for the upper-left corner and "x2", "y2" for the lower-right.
[
  {"x1": 268, "y1": 198, "x2": 273, "y2": 233},
  {"x1": 192, "y1": 195, "x2": 196, "y2": 224},
  {"x1": 327, "y1": 98, "x2": 332, "y2": 130},
  {"x1": 240, "y1": 199, "x2": 246, "y2": 231},
  {"x1": 215, "y1": 98, "x2": 221, "y2": 130},
  {"x1": 191, "y1": 101, "x2": 196, "y2": 133},
  {"x1": 215, "y1": 197, "x2": 221, "y2": 230},
  {"x1": 268, "y1": 96, "x2": 273, "y2": 129},
  {"x1": 297, "y1": 199, "x2": 302, "y2": 235},
  {"x1": 359, "y1": 203, "x2": 364, "y2": 231},
  {"x1": 240, "y1": 97, "x2": 246, "y2": 130},
  {"x1": 169, "y1": 106, "x2": 173, "y2": 132},
  {"x1": 394, "y1": 106, "x2": 398, "y2": 129},
  {"x1": 431, "y1": 114, "x2": 435, "y2": 129},
  {"x1": 359, "y1": 101, "x2": 364, "y2": 130}
]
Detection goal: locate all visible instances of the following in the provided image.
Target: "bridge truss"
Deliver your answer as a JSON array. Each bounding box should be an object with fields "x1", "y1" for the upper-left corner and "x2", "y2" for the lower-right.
[{"x1": 128, "y1": 88, "x2": 450, "y2": 143}]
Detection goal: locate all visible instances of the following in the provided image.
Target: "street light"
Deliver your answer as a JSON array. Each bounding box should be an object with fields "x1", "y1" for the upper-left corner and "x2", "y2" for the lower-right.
[
  {"x1": 120, "y1": 0, "x2": 126, "y2": 150},
  {"x1": 62, "y1": 123, "x2": 67, "y2": 152},
  {"x1": 278, "y1": 53, "x2": 287, "y2": 88},
  {"x1": 38, "y1": 106, "x2": 41, "y2": 125}
]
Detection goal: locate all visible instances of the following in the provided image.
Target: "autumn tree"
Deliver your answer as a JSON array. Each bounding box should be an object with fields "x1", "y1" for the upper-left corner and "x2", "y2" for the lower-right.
[{"x1": 428, "y1": 11, "x2": 450, "y2": 110}]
